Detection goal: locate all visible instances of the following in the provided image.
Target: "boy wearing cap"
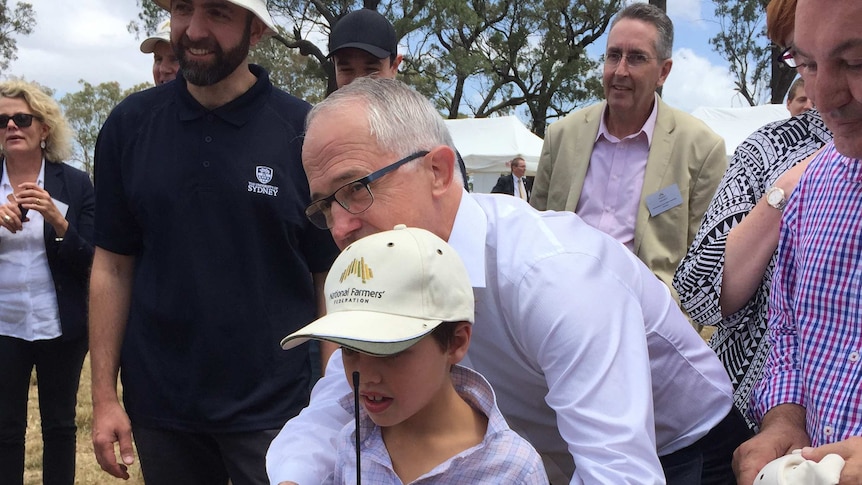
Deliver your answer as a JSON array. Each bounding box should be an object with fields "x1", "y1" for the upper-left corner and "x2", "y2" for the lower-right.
[
  {"x1": 138, "y1": 19, "x2": 178, "y2": 85},
  {"x1": 282, "y1": 226, "x2": 547, "y2": 484},
  {"x1": 328, "y1": 9, "x2": 403, "y2": 89}
]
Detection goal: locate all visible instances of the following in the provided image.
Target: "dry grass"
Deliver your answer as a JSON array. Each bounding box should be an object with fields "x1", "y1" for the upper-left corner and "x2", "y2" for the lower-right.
[{"x1": 24, "y1": 353, "x2": 144, "y2": 485}]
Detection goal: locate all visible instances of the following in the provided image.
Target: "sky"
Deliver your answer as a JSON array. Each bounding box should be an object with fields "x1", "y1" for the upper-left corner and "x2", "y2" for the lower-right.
[{"x1": 3, "y1": 0, "x2": 753, "y2": 115}]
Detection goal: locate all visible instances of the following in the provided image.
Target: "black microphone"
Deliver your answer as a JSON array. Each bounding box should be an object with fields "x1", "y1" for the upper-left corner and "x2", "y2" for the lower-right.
[{"x1": 353, "y1": 370, "x2": 361, "y2": 485}]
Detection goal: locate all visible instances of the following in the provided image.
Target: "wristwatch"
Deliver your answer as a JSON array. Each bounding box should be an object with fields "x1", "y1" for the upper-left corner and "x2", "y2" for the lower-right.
[{"x1": 766, "y1": 186, "x2": 787, "y2": 211}]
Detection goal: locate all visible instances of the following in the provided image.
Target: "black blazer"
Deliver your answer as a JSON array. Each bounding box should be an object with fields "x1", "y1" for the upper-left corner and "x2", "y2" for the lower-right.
[
  {"x1": 491, "y1": 174, "x2": 533, "y2": 200},
  {"x1": 1, "y1": 161, "x2": 95, "y2": 341}
]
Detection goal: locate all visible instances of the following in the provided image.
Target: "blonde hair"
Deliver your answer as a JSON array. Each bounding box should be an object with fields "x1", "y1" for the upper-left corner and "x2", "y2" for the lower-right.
[{"x1": 0, "y1": 79, "x2": 74, "y2": 162}]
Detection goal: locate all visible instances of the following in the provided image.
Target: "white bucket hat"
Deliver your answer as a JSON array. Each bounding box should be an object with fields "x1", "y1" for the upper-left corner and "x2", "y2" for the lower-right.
[
  {"x1": 753, "y1": 450, "x2": 844, "y2": 485},
  {"x1": 151, "y1": 0, "x2": 277, "y2": 36},
  {"x1": 281, "y1": 225, "x2": 475, "y2": 356},
  {"x1": 140, "y1": 19, "x2": 172, "y2": 53}
]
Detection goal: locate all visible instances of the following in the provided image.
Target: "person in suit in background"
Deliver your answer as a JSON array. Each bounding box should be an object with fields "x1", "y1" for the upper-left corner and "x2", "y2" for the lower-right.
[
  {"x1": 530, "y1": 3, "x2": 726, "y2": 305},
  {"x1": 491, "y1": 157, "x2": 531, "y2": 202},
  {"x1": 0, "y1": 78, "x2": 94, "y2": 485}
]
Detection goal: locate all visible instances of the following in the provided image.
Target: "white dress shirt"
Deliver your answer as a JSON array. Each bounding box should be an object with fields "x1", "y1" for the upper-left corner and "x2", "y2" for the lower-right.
[
  {"x1": 0, "y1": 159, "x2": 62, "y2": 340},
  {"x1": 266, "y1": 192, "x2": 732, "y2": 485}
]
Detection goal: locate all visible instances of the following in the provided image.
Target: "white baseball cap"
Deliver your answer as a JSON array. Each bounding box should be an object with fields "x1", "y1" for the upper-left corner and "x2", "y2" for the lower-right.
[
  {"x1": 281, "y1": 225, "x2": 474, "y2": 356},
  {"x1": 140, "y1": 20, "x2": 172, "y2": 54},
  {"x1": 151, "y1": 0, "x2": 277, "y2": 36},
  {"x1": 753, "y1": 450, "x2": 844, "y2": 485}
]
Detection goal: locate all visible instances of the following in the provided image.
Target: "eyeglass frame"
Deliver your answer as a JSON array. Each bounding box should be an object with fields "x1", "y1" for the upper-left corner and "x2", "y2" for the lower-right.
[
  {"x1": 779, "y1": 46, "x2": 798, "y2": 68},
  {"x1": 304, "y1": 150, "x2": 430, "y2": 230},
  {"x1": 0, "y1": 113, "x2": 41, "y2": 128},
  {"x1": 602, "y1": 50, "x2": 660, "y2": 68}
]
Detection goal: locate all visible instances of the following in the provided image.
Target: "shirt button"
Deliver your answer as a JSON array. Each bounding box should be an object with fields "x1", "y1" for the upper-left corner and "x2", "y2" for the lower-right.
[
  {"x1": 202, "y1": 161, "x2": 210, "y2": 168},
  {"x1": 850, "y1": 351, "x2": 860, "y2": 362},
  {"x1": 205, "y1": 136, "x2": 212, "y2": 143},
  {"x1": 824, "y1": 425, "x2": 834, "y2": 436}
]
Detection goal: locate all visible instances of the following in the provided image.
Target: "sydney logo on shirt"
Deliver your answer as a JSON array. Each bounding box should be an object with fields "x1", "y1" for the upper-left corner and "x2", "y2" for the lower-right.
[{"x1": 248, "y1": 165, "x2": 279, "y2": 197}]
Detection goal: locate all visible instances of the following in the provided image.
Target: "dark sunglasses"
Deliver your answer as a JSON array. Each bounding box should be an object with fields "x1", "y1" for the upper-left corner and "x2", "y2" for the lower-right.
[{"x1": 0, "y1": 113, "x2": 41, "y2": 128}]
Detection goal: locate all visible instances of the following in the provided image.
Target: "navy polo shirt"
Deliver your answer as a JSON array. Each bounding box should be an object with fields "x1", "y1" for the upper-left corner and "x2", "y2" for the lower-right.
[{"x1": 93, "y1": 66, "x2": 339, "y2": 432}]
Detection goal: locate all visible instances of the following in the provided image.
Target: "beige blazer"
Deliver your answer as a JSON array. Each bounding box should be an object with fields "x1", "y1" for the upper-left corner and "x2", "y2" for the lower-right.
[{"x1": 531, "y1": 98, "x2": 727, "y2": 301}]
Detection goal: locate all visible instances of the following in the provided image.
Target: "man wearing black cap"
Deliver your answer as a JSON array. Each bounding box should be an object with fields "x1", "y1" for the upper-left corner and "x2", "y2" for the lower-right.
[
  {"x1": 328, "y1": 8, "x2": 403, "y2": 89},
  {"x1": 326, "y1": 8, "x2": 470, "y2": 201}
]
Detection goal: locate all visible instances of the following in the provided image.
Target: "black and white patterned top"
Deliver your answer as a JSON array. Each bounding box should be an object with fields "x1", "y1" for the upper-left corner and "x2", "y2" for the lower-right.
[{"x1": 673, "y1": 109, "x2": 831, "y2": 430}]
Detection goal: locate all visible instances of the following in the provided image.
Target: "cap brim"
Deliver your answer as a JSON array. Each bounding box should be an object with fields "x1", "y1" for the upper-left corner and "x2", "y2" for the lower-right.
[
  {"x1": 281, "y1": 310, "x2": 442, "y2": 356},
  {"x1": 328, "y1": 42, "x2": 391, "y2": 59},
  {"x1": 150, "y1": 0, "x2": 276, "y2": 37},
  {"x1": 140, "y1": 36, "x2": 170, "y2": 53}
]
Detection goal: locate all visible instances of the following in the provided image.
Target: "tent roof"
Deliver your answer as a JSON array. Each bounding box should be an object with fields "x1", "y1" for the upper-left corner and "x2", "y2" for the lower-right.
[
  {"x1": 691, "y1": 105, "x2": 791, "y2": 157},
  {"x1": 444, "y1": 116, "x2": 544, "y2": 175}
]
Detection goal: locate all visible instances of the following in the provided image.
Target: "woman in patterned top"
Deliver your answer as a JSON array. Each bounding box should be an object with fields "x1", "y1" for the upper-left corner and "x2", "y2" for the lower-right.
[{"x1": 673, "y1": 0, "x2": 832, "y2": 431}]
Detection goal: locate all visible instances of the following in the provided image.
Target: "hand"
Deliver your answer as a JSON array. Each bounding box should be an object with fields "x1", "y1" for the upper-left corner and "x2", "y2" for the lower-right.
[
  {"x1": 802, "y1": 437, "x2": 862, "y2": 484},
  {"x1": 92, "y1": 400, "x2": 136, "y2": 479},
  {"x1": 0, "y1": 193, "x2": 29, "y2": 233},
  {"x1": 14, "y1": 183, "x2": 69, "y2": 237},
  {"x1": 733, "y1": 405, "x2": 810, "y2": 485}
]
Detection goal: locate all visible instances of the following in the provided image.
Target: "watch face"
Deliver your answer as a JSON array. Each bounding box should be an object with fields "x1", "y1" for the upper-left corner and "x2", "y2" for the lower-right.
[{"x1": 768, "y1": 188, "x2": 785, "y2": 207}]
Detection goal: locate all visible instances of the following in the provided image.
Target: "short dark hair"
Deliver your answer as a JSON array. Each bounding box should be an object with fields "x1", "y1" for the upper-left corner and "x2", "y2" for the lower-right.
[
  {"x1": 429, "y1": 321, "x2": 463, "y2": 352},
  {"x1": 509, "y1": 157, "x2": 526, "y2": 173},
  {"x1": 611, "y1": 3, "x2": 674, "y2": 60}
]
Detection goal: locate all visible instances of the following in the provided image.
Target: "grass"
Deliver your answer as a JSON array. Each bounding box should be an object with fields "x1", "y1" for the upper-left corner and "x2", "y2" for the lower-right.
[{"x1": 24, "y1": 353, "x2": 144, "y2": 485}]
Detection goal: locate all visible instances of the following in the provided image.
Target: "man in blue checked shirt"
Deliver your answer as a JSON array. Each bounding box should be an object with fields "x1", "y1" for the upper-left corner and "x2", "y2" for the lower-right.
[{"x1": 733, "y1": 1, "x2": 862, "y2": 484}]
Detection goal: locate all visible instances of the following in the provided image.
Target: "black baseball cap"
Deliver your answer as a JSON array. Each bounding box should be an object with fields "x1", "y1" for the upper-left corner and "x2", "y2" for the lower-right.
[{"x1": 328, "y1": 9, "x2": 397, "y2": 59}]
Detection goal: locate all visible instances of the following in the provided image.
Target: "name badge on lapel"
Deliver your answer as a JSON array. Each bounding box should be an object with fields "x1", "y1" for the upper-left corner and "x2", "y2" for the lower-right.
[{"x1": 645, "y1": 184, "x2": 683, "y2": 217}]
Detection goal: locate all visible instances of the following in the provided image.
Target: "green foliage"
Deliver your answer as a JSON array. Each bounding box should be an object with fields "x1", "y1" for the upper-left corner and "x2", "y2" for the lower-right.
[
  {"x1": 132, "y1": 0, "x2": 621, "y2": 136},
  {"x1": 709, "y1": 0, "x2": 771, "y2": 106},
  {"x1": 0, "y1": 0, "x2": 36, "y2": 72},
  {"x1": 59, "y1": 80, "x2": 152, "y2": 176}
]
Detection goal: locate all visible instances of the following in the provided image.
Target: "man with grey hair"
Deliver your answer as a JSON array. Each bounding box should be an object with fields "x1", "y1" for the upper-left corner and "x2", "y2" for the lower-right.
[
  {"x1": 89, "y1": 0, "x2": 338, "y2": 483},
  {"x1": 266, "y1": 77, "x2": 748, "y2": 485},
  {"x1": 531, "y1": 3, "x2": 727, "y2": 307}
]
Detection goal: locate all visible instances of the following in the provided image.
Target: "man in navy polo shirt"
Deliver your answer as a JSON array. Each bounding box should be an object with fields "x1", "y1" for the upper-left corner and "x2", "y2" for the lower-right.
[{"x1": 88, "y1": 0, "x2": 338, "y2": 484}]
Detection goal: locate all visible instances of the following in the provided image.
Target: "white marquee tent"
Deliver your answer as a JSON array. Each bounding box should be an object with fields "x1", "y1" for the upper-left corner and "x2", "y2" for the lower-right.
[
  {"x1": 691, "y1": 104, "x2": 791, "y2": 158},
  {"x1": 443, "y1": 116, "x2": 544, "y2": 193}
]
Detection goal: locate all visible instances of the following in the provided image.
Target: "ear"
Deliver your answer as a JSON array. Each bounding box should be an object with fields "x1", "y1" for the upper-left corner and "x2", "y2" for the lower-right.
[
  {"x1": 248, "y1": 17, "x2": 268, "y2": 47},
  {"x1": 656, "y1": 58, "x2": 673, "y2": 88},
  {"x1": 427, "y1": 145, "x2": 456, "y2": 199},
  {"x1": 389, "y1": 54, "x2": 404, "y2": 74},
  {"x1": 447, "y1": 322, "x2": 472, "y2": 365}
]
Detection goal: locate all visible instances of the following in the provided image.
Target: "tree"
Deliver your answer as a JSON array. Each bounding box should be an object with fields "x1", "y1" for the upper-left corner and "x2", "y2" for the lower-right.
[
  {"x1": 710, "y1": 0, "x2": 796, "y2": 105},
  {"x1": 131, "y1": 1, "x2": 621, "y2": 136},
  {"x1": 60, "y1": 80, "x2": 152, "y2": 176},
  {"x1": 0, "y1": 0, "x2": 36, "y2": 72}
]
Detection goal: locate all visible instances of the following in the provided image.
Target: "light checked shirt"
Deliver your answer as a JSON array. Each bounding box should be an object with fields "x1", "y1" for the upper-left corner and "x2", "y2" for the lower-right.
[
  {"x1": 753, "y1": 142, "x2": 862, "y2": 445},
  {"x1": 328, "y1": 365, "x2": 548, "y2": 484}
]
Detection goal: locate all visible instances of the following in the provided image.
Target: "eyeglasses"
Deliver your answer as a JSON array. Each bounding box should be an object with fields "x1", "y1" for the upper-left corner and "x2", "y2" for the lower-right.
[
  {"x1": 0, "y1": 113, "x2": 40, "y2": 128},
  {"x1": 305, "y1": 151, "x2": 429, "y2": 230},
  {"x1": 603, "y1": 51, "x2": 657, "y2": 68},
  {"x1": 779, "y1": 46, "x2": 797, "y2": 68}
]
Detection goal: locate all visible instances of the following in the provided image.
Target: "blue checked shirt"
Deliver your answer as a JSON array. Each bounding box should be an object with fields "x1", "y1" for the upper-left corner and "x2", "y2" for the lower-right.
[
  {"x1": 328, "y1": 365, "x2": 548, "y2": 484},
  {"x1": 753, "y1": 142, "x2": 862, "y2": 445}
]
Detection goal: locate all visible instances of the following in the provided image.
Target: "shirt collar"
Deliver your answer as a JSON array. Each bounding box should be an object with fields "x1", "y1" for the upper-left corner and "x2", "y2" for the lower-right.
[
  {"x1": 1, "y1": 158, "x2": 45, "y2": 190},
  {"x1": 596, "y1": 93, "x2": 659, "y2": 145},
  {"x1": 447, "y1": 191, "x2": 487, "y2": 288},
  {"x1": 175, "y1": 64, "x2": 272, "y2": 127}
]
